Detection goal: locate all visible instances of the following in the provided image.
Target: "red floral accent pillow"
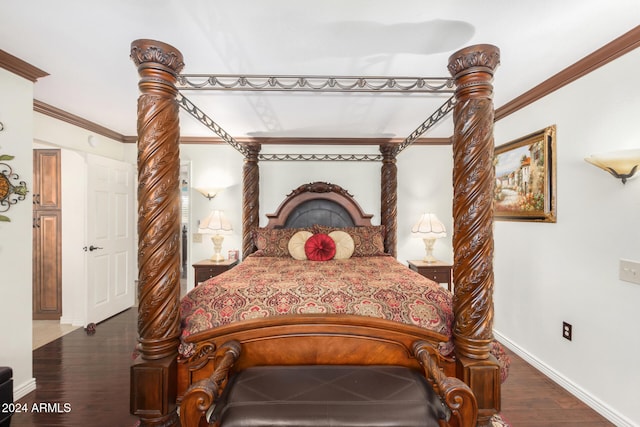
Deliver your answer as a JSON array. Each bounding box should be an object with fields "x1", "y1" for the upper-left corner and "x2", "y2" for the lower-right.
[{"x1": 304, "y1": 233, "x2": 336, "y2": 261}]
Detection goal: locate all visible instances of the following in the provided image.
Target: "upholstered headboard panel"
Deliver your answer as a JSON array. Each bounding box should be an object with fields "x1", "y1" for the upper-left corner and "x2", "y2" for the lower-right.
[{"x1": 282, "y1": 199, "x2": 355, "y2": 229}]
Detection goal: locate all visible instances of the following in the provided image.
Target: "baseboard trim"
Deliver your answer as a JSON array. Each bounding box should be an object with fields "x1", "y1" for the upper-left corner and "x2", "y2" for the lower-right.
[
  {"x1": 494, "y1": 330, "x2": 635, "y2": 427},
  {"x1": 14, "y1": 378, "x2": 36, "y2": 401},
  {"x1": 60, "y1": 313, "x2": 87, "y2": 327}
]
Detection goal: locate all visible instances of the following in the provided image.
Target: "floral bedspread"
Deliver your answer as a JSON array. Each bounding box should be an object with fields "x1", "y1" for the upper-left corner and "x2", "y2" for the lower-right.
[{"x1": 179, "y1": 255, "x2": 453, "y2": 357}]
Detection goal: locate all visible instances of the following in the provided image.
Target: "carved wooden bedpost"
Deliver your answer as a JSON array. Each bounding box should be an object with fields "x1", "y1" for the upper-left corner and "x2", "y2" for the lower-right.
[
  {"x1": 448, "y1": 44, "x2": 501, "y2": 426},
  {"x1": 242, "y1": 143, "x2": 261, "y2": 258},
  {"x1": 130, "y1": 39, "x2": 184, "y2": 427},
  {"x1": 380, "y1": 143, "x2": 398, "y2": 257}
]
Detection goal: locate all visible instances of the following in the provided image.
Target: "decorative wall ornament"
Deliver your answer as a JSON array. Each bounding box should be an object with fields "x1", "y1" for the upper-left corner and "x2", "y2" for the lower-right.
[{"x1": 0, "y1": 154, "x2": 29, "y2": 221}]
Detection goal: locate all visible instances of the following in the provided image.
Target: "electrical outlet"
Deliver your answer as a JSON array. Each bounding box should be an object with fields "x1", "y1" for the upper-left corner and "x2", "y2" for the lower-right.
[
  {"x1": 562, "y1": 322, "x2": 572, "y2": 341},
  {"x1": 619, "y1": 259, "x2": 640, "y2": 284},
  {"x1": 193, "y1": 233, "x2": 202, "y2": 243}
]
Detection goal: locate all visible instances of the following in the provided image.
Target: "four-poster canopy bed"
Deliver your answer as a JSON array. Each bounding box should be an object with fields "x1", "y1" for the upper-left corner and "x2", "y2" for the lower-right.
[{"x1": 129, "y1": 39, "x2": 501, "y2": 427}]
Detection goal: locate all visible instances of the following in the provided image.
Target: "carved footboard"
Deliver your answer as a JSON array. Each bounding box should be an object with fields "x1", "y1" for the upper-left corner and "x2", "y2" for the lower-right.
[
  {"x1": 177, "y1": 315, "x2": 468, "y2": 427},
  {"x1": 180, "y1": 338, "x2": 476, "y2": 427},
  {"x1": 177, "y1": 314, "x2": 455, "y2": 391},
  {"x1": 179, "y1": 341, "x2": 241, "y2": 427},
  {"x1": 413, "y1": 341, "x2": 478, "y2": 427}
]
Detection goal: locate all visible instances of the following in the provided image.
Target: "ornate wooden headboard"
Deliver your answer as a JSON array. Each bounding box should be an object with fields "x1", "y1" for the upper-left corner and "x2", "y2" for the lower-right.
[
  {"x1": 242, "y1": 182, "x2": 381, "y2": 256},
  {"x1": 265, "y1": 182, "x2": 373, "y2": 229}
]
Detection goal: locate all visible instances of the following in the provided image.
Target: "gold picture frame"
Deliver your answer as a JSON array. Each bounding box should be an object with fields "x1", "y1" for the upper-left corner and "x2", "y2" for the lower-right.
[{"x1": 493, "y1": 125, "x2": 556, "y2": 222}]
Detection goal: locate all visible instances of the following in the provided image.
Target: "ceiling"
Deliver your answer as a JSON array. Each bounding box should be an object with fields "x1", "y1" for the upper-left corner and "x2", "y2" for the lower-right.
[{"x1": 1, "y1": 1, "x2": 639, "y2": 143}]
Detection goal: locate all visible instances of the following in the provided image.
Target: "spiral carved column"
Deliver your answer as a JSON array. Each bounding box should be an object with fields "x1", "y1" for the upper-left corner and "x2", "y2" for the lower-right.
[
  {"x1": 242, "y1": 143, "x2": 261, "y2": 258},
  {"x1": 380, "y1": 143, "x2": 398, "y2": 257},
  {"x1": 448, "y1": 44, "x2": 501, "y2": 426},
  {"x1": 130, "y1": 39, "x2": 184, "y2": 427}
]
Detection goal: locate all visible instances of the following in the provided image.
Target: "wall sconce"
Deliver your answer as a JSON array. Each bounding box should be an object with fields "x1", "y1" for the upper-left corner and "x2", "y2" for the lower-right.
[
  {"x1": 585, "y1": 149, "x2": 640, "y2": 184},
  {"x1": 195, "y1": 187, "x2": 221, "y2": 200},
  {"x1": 411, "y1": 213, "x2": 447, "y2": 263}
]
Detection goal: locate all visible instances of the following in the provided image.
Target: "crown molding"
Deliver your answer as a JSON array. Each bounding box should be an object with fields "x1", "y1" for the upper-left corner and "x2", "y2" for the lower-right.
[
  {"x1": 0, "y1": 49, "x2": 48, "y2": 82},
  {"x1": 33, "y1": 100, "x2": 127, "y2": 142},
  {"x1": 496, "y1": 25, "x2": 640, "y2": 121}
]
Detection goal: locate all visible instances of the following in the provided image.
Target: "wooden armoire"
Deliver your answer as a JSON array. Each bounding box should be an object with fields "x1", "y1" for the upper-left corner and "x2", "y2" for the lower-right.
[{"x1": 33, "y1": 149, "x2": 62, "y2": 320}]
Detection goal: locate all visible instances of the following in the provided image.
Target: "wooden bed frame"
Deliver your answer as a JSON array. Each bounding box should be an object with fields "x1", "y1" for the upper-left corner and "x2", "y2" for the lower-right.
[
  {"x1": 178, "y1": 181, "x2": 472, "y2": 426},
  {"x1": 129, "y1": 40, "x2": 501, "y2": 427}
]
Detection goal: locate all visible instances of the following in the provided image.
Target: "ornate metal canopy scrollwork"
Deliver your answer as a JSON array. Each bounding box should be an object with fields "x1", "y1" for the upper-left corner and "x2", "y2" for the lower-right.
[
  {"x1": 394, "y1": 96, "x2": 456, "y2": 156},
  {"x1": 177, "y1": 93, "x2": 251, "y2": 157},
  {"x1": 177, "y1": 74, "x2": 454, "y2": 93},
  {"x1": 176, "y1": 73, "x2": 456, "y2": 160},
  {"x1": 258, "y1": 153, "x2": 382, "y2": 162}
]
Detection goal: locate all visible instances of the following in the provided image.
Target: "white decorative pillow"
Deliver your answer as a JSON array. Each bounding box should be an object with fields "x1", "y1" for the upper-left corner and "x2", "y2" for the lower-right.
[
  {"x1": 288, "y1": 230, "x2": 314, "y2": 260},
  {"x1": 329, "y1": 230, "x2": 355, "y2": 259}
]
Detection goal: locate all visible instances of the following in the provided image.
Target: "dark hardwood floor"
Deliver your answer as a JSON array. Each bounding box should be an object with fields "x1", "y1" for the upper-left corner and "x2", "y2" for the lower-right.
[
  {"x1": 14, "y1": 308, "x2": 613, "y2": 427},
  {"x1": 500, "y1": 346, "x2": 613, "y2": 426},
  {"x1": 15, "y1": 309, "x2": 139, "y2": 427}
]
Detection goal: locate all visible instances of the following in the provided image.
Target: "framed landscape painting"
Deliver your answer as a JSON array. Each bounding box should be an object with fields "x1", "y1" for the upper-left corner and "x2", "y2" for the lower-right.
[{"x1": 493, "y1": 125, "x2": 556, "y2": 222}]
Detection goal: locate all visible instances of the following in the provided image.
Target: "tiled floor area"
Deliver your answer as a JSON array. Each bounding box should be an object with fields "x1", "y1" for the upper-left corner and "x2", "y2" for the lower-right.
[
  {"x1": 32, "y1": 320, "x2": 79, "y2": 350},
  {"x1": 32, "y1": 278, "x2": 187, "y2": 350}
]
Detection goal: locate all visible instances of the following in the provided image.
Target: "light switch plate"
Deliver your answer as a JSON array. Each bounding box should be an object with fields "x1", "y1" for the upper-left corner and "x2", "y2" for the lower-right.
[{"x1": 619, "y1": 259, "x2": 640, "y2": 284}]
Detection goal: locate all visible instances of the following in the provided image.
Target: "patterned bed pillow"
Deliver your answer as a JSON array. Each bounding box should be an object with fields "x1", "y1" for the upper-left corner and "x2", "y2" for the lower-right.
[
  {"x1": 315, "y1": 225, "x2": 386, "y2": 256},
  {"x1": 252, "y1": 227, "x2": 313, "y2": 257},
  {"x1": 304, "y1": 233, "x2": 336, "y2": 261},
  {"x1": 288, "y1": 230, "x2": 314, "y2": 260}
]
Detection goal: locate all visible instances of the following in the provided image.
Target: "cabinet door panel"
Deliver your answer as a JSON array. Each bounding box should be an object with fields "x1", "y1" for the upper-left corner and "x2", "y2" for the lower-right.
[
  {"x1": 33, "y1": 210, "x2": 62, "y2": 319},
  {"x1": 34, "y1": 149, "x2": 61, "y2": 209}
]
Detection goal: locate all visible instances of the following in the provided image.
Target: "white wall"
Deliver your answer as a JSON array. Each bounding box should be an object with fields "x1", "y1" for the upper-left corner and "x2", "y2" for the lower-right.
[
  {"x1": 0, "y1": 68, "x2": 35, "y2": 398},
  {"x1": 181, "y1": 144, "x2": 244, "y2": 290},
  {"x1": 259, "y1": 144, "x2": 383, "y2": 225},
  {"x1": 33, "y1": 113, "x2": 131, "y2": 163},
  {"x1": 493, "y1": 47, "x2": 640, "y2": 426},
  {"x1": 260, "y1": 144, "x2": 454, "y2": 264},
  {"x1": 397, "y1": 144, "x2": 453, "y2": 264},
  {"x1": 0, "y1": 69, "x2": 137, "y2": 397}
]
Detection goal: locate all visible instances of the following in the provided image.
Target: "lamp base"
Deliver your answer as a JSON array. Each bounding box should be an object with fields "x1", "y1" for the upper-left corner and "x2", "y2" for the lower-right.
[
  {"x1": 422, "y1": 238, "x2": 437, "y2": 264},
  {"x1": 210, "y1": 234, "x2": 225, "y2": 262},
  {"x1": 210, "y1": 253, "x2": 225, "y2": 262}
]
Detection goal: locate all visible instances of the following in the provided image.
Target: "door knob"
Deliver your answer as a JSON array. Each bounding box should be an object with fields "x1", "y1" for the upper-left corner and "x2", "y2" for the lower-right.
[{"x1": 88, "y1": 245, "x2": 103, "y2": 251}]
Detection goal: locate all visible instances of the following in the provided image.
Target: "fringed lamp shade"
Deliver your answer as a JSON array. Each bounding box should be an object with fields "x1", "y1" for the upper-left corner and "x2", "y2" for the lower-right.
[
  {"x1": 198, "y1": 210, "x2": 233, "y2": 261},
  {"x1": 411, "y1": 213, "x2": 446, "y2": 263}
]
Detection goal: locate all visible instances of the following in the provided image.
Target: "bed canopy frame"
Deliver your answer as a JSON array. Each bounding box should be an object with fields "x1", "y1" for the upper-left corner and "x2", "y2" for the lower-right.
[{"x1": 129, "y1": 39, "x2": 500, "y2": 427}]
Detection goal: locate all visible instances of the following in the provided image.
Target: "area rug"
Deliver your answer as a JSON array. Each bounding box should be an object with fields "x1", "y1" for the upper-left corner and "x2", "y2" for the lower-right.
[{"x1": 492, "y1": 413, "x2": 512, "y2": 427}]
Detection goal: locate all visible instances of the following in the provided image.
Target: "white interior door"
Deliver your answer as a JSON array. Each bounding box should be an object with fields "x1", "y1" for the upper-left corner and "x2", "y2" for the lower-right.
[{"x1": 86, "y1": 154, "x2": 135, "y2": 325}]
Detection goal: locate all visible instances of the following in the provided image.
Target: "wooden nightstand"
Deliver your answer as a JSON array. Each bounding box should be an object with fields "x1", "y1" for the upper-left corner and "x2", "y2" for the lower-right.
[
  {"x1": 407, "y1": 260, "x2": 453, "y2": 291},
  {"x1": 193, "y1": 258, "x2": 238, "y2": 287}
]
